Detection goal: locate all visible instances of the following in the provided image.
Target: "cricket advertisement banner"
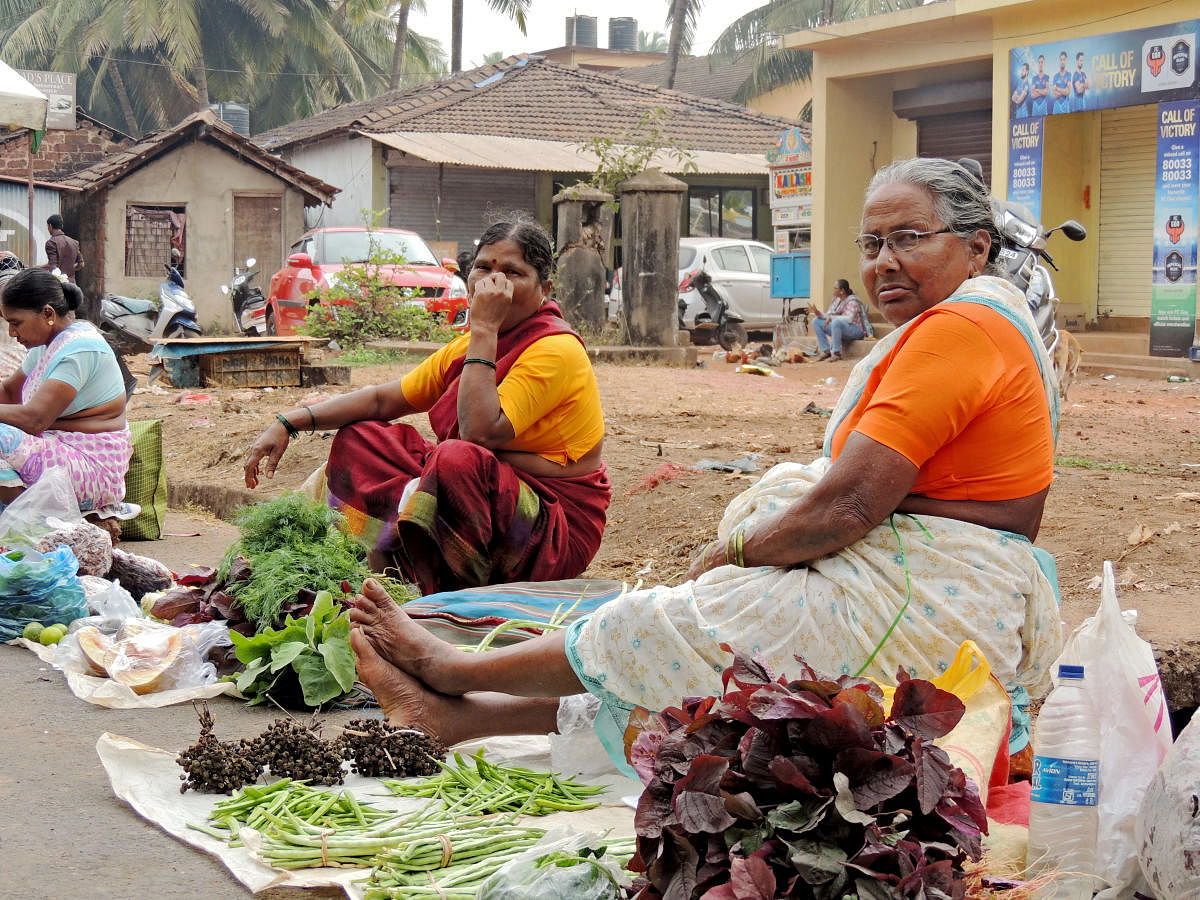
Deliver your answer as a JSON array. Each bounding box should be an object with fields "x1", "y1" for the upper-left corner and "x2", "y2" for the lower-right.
[
  {"x1": 1151, "y1": 100, "x2": 1200, "y2": 357},
  {"x1": 1010, "y1": 20, "x2": 1198, "y2": 121},
  {"x1": 1007, "y1": 116, "x2": 1044, "y2": 222}
]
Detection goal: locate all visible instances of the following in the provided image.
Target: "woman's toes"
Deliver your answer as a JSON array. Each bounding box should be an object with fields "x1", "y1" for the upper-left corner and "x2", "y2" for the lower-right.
[{"x1": 362, "y1": 577, "x2": 393, "y2": 604}]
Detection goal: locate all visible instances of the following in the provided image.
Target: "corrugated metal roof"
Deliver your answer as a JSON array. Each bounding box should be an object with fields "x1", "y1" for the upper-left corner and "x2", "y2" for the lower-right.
[{"x1": 365, "y1": 131, "x2": 769, "y2": 175}]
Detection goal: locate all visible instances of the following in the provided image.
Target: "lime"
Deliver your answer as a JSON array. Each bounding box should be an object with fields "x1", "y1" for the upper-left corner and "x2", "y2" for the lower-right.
[
  {"x1": 38, "y1": 628, "x2": 61, "y2": 646},
  {"x1": 22, "y1": 621, "x2": 44, "y2": 641}
]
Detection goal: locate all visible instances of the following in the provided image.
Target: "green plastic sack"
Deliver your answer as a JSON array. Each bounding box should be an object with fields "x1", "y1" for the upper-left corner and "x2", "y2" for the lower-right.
[
  {"x1": 123, "y1": 420, "x2": 166, "y2": 541},
  {"x1": 0, "y1": 546, "x2": 87, "y2": 639}
]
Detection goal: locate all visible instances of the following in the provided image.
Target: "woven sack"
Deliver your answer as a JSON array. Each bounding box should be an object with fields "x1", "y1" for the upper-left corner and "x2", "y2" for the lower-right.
[{"x1": 122, "y1": 420, "x2": 166, "y2": 540}]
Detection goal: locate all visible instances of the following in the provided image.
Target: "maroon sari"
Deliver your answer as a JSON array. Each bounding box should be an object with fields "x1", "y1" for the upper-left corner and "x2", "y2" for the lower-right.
[{"x1": 326, "y1": 302, "x2": 611, "y2": 595}]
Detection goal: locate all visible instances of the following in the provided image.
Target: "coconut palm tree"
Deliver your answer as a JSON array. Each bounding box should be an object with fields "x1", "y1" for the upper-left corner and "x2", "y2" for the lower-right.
[
  {"x1": 664, "y1": 0, "x2": 925, "y2": 108},
  {"x1": 638, "y1": 30, "x2": 668, "y2": 52},
  {"x1": 449, "y1": 0, "x2": 529, "y2": 73}
]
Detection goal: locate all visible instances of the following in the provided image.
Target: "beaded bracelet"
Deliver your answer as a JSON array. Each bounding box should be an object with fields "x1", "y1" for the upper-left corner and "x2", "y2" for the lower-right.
[
  {"x1": 274, "y1": 413, "x2": 300, "y2": 439},
  {"x1": 463, "y1": 357, "x2": 497, "y2": 370}
]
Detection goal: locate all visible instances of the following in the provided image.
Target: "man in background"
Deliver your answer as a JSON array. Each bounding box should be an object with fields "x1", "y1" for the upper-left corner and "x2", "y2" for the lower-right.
[
  {"x1": 1031, "y1": 54, "x2": 1050, "y2": 117},
  {"x1": 1071, "y1": 51, "x2": 1090, "y2": 112},
  {"x1": 43, "y1": 214, "x2": 83, "y2": 284}
]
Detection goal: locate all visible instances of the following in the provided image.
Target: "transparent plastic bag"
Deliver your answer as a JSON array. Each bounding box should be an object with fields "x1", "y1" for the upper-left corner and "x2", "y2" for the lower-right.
[
  {"x1": 54, "y1": 618, "x2": 231, "y2": 694},
  {"x1": 1056, "y1": 560, "x2": 1173, "y2": 899},
  {"x1": 0, "y1": 546, "x2": 87, "y2": 639},
  {"x1": 0, "y1": 466, "x2": 82, "y2": 547},
  {"x1": 548, "y1": 693, "x2": 621, "y2": 778},
  {"x1": 476, "y1": 828, "x2": 626, "y2": 900},
  {"x1": 69, "y1": 578, "x2": 141, "y2": 634}
]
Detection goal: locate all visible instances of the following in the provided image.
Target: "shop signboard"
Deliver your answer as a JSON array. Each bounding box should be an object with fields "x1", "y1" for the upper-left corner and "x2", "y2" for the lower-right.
[
  {"x1": 1010, "y1": 20, "x2": 1198, "y2": 121},
  {"x1": 1007, "y1": 116, "x2": 1044, "y2": 222},
  {"x1": 766, "y1": 127, "x2": 811, "y2": 166},
  {"x1": 1150, "y1": 100, "x2": 1199, "y2": 357},
  {"x1": 16, "y1": 70, "x2": 75, "y2": 130}
]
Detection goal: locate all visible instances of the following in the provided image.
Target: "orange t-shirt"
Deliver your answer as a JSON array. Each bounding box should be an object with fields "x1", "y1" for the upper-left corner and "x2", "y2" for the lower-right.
[
  {"x1": 400, "y1": 332, "x2": 604, "y2": 465},
  {"x1": 829, "y1": 303, "x2": 1052, "y2": 501}
]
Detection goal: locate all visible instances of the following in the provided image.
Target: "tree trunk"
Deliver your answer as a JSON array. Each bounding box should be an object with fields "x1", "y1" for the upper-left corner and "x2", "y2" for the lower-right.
[
  {"x1": 665, "y1": 0, "x2": 688, "y2": 89},
  {"x1": 389, "y1": 0, "x2": 413, "y2": 90},
  {"x1": 108, "y1": 64, "x2": 141, "y2": 137},
  {"x1": 451, "y1": 0, "x2": 463, "y2": 73},
  {"x1": 193, "y1": 45, "x2": 210, "y2": 109}
]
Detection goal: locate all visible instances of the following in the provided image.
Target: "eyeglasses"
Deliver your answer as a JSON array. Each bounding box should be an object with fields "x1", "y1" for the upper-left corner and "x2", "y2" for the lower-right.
[{"x1": 855, "y1": 228, "x2": 955, "y2": 258}]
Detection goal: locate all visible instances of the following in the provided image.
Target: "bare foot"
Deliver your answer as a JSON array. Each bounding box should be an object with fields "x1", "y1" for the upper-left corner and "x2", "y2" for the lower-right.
[
  {"x1": 350, "y1": 627, "x2": 467, "y2": 746},
  {"x1": 348, "y1": 578, "x2": 468, "y2": 694}
]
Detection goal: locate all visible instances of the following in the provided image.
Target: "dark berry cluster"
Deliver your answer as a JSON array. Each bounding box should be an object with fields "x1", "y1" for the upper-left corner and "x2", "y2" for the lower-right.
[
  {"x1": 176, "y1": 705, "x2": 261, "y2": 794},
  {"x1": 337, "y1": 718, "x2": 446, "y2": 778},
  {"x1": 246, "y1": 719, "x2": 346, "y2": 786}
]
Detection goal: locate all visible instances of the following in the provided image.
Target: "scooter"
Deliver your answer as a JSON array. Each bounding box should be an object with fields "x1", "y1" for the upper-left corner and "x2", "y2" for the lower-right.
[
  {"x1": 100, "y1": 263, "x2": 202, "y2": 355},
  {"x1": 220, "y1": 257, "x2": 267, "y2": 336},
  {"x1": 680, "y1": 269, "x2": 748, "y2": 351}
]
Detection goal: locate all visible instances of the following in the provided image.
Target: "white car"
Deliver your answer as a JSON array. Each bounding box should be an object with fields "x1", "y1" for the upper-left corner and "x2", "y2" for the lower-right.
[{"x1": 608, "y1": 238, "x2": 785, "y2": 336}]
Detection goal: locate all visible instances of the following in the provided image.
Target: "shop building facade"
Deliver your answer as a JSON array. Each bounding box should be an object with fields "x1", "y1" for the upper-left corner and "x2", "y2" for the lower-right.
[{"x1": 786, "y1": 0, "x2": 1200, "y2": 356}]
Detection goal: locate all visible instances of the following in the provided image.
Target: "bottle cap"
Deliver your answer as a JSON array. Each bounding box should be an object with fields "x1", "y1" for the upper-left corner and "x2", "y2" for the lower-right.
[{"x1": 1058, "y1": 664, "x2": 1084, "y2": 679}]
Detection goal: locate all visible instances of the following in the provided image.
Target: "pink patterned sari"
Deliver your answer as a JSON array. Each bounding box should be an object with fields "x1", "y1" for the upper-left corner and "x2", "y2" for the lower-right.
[{"x1": 0, "y1": 322, "x2": 131, "y2": 511}]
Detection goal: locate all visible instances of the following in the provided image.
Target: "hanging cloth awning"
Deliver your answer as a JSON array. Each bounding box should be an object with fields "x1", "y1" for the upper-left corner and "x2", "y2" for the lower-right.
[{"x1": 0, "y1": 60, "x2": 47, "y2": 131}]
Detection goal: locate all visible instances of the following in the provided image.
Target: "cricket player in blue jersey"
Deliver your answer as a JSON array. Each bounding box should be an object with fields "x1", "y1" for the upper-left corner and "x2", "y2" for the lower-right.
[
  {"x1": 1051, "y1": 51, "x2": 1071, "y2": 115},
  {"x1": 1012, "y1": 61, "x2": 1031, "y2": 118},
  {"x1": 1071, "y1": 51, "x2": 1089, "y2": 112},
  {"x1": 1031, "y1": 55, "x2": 1050, "y2": 117}
]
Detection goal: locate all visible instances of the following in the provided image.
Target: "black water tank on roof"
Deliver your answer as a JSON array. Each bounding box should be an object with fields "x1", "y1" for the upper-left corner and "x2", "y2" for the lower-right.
[
  {"x1": 565, "y1": 15, "x2": 597, "y2": 47},
  {"x1": 609, "y1": 17, "x2": 637, "y2": 51}
]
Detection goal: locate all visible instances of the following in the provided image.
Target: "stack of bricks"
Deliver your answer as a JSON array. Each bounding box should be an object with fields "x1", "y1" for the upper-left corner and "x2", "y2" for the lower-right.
[{"x1": 0, "y1": 118, "x2": 133, "y2": 182}]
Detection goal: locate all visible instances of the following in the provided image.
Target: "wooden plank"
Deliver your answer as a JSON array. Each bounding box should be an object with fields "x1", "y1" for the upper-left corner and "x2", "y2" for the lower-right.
[{"x1": 199, "y1": 346, "x2": 301, "y2": 388}]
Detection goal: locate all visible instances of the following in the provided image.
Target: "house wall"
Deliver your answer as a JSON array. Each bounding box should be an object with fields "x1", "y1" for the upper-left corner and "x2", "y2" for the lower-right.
[
  {"x1": 0, "y1": 118, "x2": 132, "y2": 182},
  {"x1": 98, "y1": 140, "x2": 308, "y2": 329},
  {"x1": 749, "y1": 82, "x2": 812, "y2": 122},
  {"x1": 286, "y1": 135, "x2": 381, "y2": 231},
  {"x1": 788, "y1": 0, "x2": 1200, "y2": 324}
]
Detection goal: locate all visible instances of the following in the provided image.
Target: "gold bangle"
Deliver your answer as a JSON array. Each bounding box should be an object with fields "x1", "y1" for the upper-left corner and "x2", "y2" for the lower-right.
[
  {"x1": 726, "y1": 525, "x2": 746, "y2": 568},
  {"x1": 735, "y1": 526, "x2": 746, "y2": 567}
]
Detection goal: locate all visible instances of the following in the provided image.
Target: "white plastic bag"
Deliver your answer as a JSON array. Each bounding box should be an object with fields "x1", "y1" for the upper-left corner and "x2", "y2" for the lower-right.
[
  {"x1": 476, "y1": 827, "x2": 628, "y2": 900},
  {"x1": 548, "y1": 693, "x2": 622, "y2": 778},
  {"x1": 1056, "y1": 560, "x2": 1172, "y2": 898},
  {"x1": 0, "y1": 466, "x2": 82, "y2": 546},
  {"x1": 71, "y1": 578, "x2": 141, "y2": 634},
  {"x1": 1136, "y1": 710, "x2": 1200, "y2": 897}
]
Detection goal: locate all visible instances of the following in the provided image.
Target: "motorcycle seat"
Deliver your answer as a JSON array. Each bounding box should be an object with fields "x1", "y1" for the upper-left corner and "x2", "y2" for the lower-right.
[{"x1": 106, "y1": 294, "x2": 158, "y2": 315}]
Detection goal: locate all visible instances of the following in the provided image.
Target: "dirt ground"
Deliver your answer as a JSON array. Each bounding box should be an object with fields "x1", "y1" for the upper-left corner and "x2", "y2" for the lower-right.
[{"x1": 131, "y1": 351, "x2": 1200, "y2": 705}]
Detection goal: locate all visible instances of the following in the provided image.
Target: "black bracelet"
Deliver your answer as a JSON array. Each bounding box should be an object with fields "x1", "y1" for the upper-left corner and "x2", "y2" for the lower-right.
[
  {"x1": 274, "y1": 413, "x2": 300, "y2": 439},
  {"x1": 463, "y1": 357, "x2": 497, "y2": 371}
]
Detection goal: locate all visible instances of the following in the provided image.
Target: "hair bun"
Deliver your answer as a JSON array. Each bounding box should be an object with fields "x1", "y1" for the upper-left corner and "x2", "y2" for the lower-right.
[{"x1": 61, "y1": 282, "x2": 83, "y2": 312}]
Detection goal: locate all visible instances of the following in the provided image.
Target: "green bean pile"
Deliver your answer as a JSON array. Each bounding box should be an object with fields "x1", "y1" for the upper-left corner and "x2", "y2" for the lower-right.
[
  {"x1": 362, "y1": 819, "x2": 546, "y2": 898},
  {"x1": 382, "y1": 749, "x2": 604, "y2": 816}
]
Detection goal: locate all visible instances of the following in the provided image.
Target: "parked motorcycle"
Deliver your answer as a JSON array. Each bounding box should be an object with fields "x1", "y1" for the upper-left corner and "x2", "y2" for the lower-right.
[
  {"x1": 220, "y1": 257, "x2": 267, "y2": 336},
  {"x1": 679, "y1": 269, "x2": 748, "y2": 351},
  {"x1": 958, "y1": 158, "x2": 1086, "y2": 399},
  {"x1": 100, "y1": 263, "x2": 202, "y2": 355}
]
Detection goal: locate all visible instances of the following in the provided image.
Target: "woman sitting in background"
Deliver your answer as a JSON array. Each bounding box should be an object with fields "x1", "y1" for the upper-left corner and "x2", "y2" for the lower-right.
[
  {"x1": 244, "y1": 217, "x2": 610, "y2": 595},
  {"x1": 809, "y1": 278, "x2": 869, "y2": 360},
  {"x1": 0, "y1": 268, "x2": 130, "y2": 510}
]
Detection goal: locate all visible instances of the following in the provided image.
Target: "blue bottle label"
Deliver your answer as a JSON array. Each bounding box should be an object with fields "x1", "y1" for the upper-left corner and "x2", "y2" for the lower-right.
[{"x1": 1031, "y1": 755, "x2": 1099, "y2": 806}]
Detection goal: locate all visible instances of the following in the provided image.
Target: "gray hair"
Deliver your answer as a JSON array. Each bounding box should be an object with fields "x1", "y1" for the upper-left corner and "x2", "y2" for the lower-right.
[{"x1": 864, "y1": 157, "x2": 1001, "y2": 266}]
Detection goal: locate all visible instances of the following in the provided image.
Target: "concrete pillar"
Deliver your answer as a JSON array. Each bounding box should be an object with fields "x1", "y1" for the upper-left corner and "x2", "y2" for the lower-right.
[
  {"x1": 552, "y1": 184, "x2": 614, "y2": 330},
  {"x1": 616, "y1": 169, "x2": 686, "y2": 346}
]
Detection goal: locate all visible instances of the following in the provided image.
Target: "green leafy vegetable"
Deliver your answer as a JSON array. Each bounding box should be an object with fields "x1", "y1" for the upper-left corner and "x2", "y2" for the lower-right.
[{"x1": 228, "y1": 590, "x2": 357, "y2": 707}]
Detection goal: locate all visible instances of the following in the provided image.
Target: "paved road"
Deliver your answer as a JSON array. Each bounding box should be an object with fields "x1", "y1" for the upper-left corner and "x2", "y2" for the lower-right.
[{"x1": 0, "y1": 511, "x2": 345, "y2": 899}]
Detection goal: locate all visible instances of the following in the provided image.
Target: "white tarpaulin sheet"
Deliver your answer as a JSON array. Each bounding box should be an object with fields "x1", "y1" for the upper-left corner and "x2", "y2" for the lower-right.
[
  {"x1": 0, "y1": 59, "x2": 47, "y2": 131},
  {"x1": 366, "y1": 130, "x2": 769, "y2": 175},
  {"x1": 98, "y1": 731, "x2": 640, "y2": 896}
]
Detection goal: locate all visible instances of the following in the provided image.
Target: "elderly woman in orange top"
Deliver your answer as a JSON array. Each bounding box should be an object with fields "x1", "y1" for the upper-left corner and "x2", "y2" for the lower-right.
[
  {"x1": 342, "y1": 158, "x2": 1062, "y2": 772},
  {"x1": 243, "y1": 218, "x2": 609, "y2": 595}
]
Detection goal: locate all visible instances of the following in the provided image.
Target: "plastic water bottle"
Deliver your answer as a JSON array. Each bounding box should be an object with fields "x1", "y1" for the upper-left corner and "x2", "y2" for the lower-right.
[{"x1": 1027, "y1": 664, "x2": 1099, "y2": 899}]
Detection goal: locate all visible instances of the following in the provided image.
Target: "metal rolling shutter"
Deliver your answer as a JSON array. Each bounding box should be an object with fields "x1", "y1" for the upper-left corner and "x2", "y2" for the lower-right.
[
  {"x1": 917, "y1": 110, "x2": 993, "y2": 187},
  {"x1": 1098, "y1": 104, "x2": 1157, "y2": 318},
  {"x1": 388, "y1": 164, "x2": 537, "y2": 252}
]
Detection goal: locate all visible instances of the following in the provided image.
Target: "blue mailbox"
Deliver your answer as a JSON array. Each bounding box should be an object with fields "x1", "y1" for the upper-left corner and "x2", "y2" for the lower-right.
[{"x1": 770, "y1": 250, "x2": 811, "y2": 299}]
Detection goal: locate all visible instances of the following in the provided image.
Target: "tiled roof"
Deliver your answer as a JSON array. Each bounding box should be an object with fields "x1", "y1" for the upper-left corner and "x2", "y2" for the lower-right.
[
  {"x1": 611, "y1": 55, "x2": 761, "y2": 105},
  {"x1": 255, "y1": 55, "x2": 803, "y2": 156},
  {"x1": 54, "y1": 111, "x2": 337, "y2": 204}
]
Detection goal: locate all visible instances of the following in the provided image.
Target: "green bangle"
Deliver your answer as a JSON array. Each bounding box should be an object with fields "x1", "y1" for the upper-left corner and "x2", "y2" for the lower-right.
[
  {"x1": 274, "y1": 413, "x2": 300, "y2": 439},
  {"x1": 303, "y1": 405, "x2": 316, "y2": 432}
]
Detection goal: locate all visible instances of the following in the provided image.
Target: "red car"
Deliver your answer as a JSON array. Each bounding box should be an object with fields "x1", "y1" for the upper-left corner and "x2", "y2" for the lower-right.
[{"x1": 265, "y1": 226, "x2": 469, "y2": 336}]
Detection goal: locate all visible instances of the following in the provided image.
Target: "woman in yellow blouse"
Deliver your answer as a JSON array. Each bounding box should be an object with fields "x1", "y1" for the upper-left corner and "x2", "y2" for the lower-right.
[{"x1": 243, "y1": 218, "x2": 610, "y2": 595}]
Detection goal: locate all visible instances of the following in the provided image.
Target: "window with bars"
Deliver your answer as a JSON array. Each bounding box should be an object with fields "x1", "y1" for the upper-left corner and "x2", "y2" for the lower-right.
[{"x1": 125, "y1": 205, "x2": 186, "y2": 277}]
